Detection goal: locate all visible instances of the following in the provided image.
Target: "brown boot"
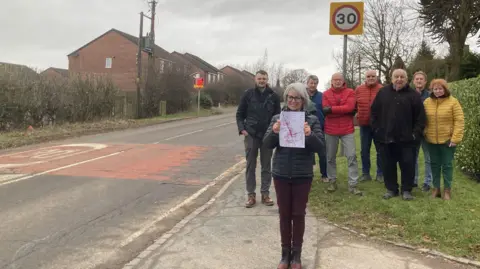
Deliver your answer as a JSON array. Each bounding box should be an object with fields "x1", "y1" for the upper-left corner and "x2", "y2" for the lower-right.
[
  {"x1": 245, "y1": 194, "x2": 256, "y2": 208},
  {"x1": 262, "y1": 194, "x2": 274, "y2": 206},
  {"x1": 443, "y1": 188, "x2": 451, "y2": 200},
  {"x1": 431, "y1": 188, "x2": 441, "y2": 198}
]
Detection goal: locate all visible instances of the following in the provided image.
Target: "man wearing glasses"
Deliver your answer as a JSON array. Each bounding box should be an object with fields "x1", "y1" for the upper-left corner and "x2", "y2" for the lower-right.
[{"x1": 322, "y1": 73, "x2": 362, "y2": 195}]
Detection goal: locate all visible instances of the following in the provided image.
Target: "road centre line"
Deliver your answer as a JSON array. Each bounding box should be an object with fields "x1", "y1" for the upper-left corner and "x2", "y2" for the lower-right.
[
  {"x1": 214, "y1": 121, "x2": 235, "y2": 128},
  {"x1": 153, "y1": 121, "x2": 235, "y2": 144},
  {"x1": 0, "y1": 151, "x2": 123, "y2": 187},
  {"x1": 162, "y1": 129, "x2": 204, "y2": 142}
]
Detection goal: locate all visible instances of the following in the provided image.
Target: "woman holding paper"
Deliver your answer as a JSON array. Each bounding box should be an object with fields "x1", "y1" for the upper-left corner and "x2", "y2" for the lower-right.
[{"x1": 263, "y1": 82, "x2": 325, "y2": 269}]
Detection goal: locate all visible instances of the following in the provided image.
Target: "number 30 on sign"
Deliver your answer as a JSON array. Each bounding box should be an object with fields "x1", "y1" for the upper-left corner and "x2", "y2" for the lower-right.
[{"x1": 329, "y1": 2, "x2": 364, "y2": 35}]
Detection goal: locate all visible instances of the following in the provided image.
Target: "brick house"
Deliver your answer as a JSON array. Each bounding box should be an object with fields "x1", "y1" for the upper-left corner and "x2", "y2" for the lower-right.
[
  {"x1": 170, "y1": 51, "x2": 224, "y2": 85},
  {"x1": 67, "y1": 28, "x2": 174, "y2": 92},
  {"x1": 41, "y1": 67, "x2": 69, "y2": 79},
  {"x1": 220, "y1": 65, "x2": 254, "y2": 87},
  {"x1": 242, "y1": 70, "x2": 255, "y2": 81}
]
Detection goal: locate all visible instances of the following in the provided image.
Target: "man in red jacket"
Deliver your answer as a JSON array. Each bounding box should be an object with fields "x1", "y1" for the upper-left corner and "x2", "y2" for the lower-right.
[
  {"x1": 322, "y1": 73, "x2": 362, "y2": 195},
  {"x1": 355, "y1": 70, "x2": 384, "y2": 183}
]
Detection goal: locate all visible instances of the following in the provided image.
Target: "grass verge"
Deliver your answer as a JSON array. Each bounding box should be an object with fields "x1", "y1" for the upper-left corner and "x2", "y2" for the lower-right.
[
  {"x1": 309, "y1": 129, "x2": 480, "y2": 261},
  {"x1": 0, "y1": 107, "x2": 224, "y2": 150}
]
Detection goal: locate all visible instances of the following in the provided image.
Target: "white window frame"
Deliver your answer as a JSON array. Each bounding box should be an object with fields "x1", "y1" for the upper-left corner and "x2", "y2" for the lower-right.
[{"x1": 105, "y1": 57, "x2": 112, "y2": 68}]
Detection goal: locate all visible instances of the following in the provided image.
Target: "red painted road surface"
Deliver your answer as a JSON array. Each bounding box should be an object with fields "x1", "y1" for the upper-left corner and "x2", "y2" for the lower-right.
[{"x1": 0, "y1": 143, "x2": 208, "y2": 185}]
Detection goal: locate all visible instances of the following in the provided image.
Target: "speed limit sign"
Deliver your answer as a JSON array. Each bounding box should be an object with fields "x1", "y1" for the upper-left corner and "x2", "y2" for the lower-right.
[{"x1": 329, "y1": 2, "x2": 364, "y2": 35}]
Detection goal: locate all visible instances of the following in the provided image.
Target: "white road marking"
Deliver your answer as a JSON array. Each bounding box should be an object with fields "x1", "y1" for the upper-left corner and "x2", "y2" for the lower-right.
[
  {"x1": 0, "y1": 174, "x2": 28, "y2": 183},
  {"x1": 0, "y1": 143, "x2": 109, "y2": 169},
  {"x1": 214, "y1": 121, "x2": 235, "y2": 128},
  {"x1": 123, "y1": 168, "x2": 244, "y2": 268},
  {"x1": 0, "y1": 151, "x2": 123, "y2": 187},
  {"x1": 119, "y1": 159, "x2": 246, "y2": 248},
  {"x1": 152, "y1": 121, "x2": 235, "y2": 144},
  {"x1": 1, "y1": 143, "x2": 107, "y2": 158},
  {"x1": 154, "y1": 129, "x2": 204, "y2": 143}
]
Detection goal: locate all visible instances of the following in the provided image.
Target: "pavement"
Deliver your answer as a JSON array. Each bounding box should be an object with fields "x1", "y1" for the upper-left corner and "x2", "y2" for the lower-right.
[
  {"x1": 123, "y1": 173, "x2": 477, "y2": 269},
  {"x1": 0, "y1": 108, "x2": 476, "y2": 269}
]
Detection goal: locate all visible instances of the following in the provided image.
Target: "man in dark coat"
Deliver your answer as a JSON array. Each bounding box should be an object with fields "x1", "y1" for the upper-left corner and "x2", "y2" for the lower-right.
[
  {"x1": 370, "y1": 68, "x2": 426, "y2": 200},
  {"x1": 236, "y1": 70, "x2": 281, "y2": 208}
]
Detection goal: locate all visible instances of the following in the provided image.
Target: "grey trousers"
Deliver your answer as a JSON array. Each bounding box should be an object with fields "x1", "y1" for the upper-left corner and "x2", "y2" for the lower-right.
[
  {"x1": 244, "y1": 135, "x2": 273, "y2": 196},
  {"x1": 325, "y1": 133, "x2": 359, "y2": 187}
]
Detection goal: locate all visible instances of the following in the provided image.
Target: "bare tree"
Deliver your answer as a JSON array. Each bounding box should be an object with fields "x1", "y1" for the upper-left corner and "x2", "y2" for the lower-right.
[
  {"x1": 282, "y1": 69, "x2": 310, "y2": 85},
  {"x1": 333, "y1": 41, "x2": 366, "y2": 88},
  {"x1": 350, "y1": 0, "x2": 422, "y2": 83},
  {"x1": 234, "y1": 49, "x2": 287, "y2": 86}
]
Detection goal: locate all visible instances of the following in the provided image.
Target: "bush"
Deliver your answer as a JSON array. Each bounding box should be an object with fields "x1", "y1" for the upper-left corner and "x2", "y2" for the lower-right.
[
  {"x1": 192, "y1": 92, "x2": 213, "y2": 109},
  {"x1": 449, "y1": 76, "x2": 480, "y2": 180},
  {"x1": 203, "y1": 76, "x2": 254, "y2": 106},
  {"x1": 142, "y1": 67, "x2": 192, "y2": 117},
  {"x1": 0, "y1": 71, "x2": 119, "y2": 131}
]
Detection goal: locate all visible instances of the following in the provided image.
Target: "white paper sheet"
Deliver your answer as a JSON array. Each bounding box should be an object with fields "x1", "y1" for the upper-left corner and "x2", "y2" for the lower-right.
[{"x1": 279, "y1": 111, "x2": 305, "y2": 148}]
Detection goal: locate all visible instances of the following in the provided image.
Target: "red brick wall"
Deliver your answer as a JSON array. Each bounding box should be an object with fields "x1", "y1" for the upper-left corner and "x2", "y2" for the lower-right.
[
  {"x1": 221, "y1": 67, "x2": 240, "y2": 78},
  {"x1": 41, "y1": 69, "x2": 65, "y2": 80},
  {"x1": 68, "y1": 31, "x2": 138, "y2": 92}
]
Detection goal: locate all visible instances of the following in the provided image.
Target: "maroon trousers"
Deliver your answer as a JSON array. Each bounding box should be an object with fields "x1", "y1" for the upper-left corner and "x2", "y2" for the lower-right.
[{"x1": 273, "y1": 179, "x2": 312, "y2": 248}]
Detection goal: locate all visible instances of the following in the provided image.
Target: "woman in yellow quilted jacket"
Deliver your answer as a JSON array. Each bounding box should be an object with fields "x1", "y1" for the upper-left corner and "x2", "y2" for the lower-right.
[{"x1": 423, "y1": 79, "x2": 465, "y2": 200}]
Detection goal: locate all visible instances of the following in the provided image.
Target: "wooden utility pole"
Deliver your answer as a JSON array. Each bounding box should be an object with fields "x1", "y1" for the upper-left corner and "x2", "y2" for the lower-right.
[
  {"x1": 136, "y1": 12, "x2": 144, "y2": 119},
  {"x1": 148, "y1": 0, "x2": 157, "y2": 70}
]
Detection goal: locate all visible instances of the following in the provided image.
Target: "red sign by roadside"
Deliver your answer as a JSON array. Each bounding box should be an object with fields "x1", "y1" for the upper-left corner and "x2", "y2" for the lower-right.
[{"x1": 194, "y1": 77, "x2": 204, "y2": 89}]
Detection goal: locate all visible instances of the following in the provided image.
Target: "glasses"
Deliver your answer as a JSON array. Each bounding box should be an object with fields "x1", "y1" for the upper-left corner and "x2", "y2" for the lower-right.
[{"x1": 287, "y1": 96, "x2": 302, "y2": 102}]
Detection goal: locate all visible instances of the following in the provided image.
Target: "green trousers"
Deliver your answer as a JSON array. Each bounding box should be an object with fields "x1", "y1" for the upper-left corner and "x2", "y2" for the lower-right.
[{"x1": 426, "y1": 142, "x2": 456, "y2": 189}]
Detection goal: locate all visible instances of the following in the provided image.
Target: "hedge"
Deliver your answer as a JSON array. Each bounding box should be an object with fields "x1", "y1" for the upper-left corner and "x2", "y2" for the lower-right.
[{"x1": 449, "y1": 75, "x2": 480, "y2": 180}]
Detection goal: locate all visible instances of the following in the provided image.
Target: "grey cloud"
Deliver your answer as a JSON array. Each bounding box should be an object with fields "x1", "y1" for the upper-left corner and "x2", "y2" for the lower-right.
[
  {"x1": 159, "y1": 0, "x2": 325, "y2": 18},
  {"x1": 0, "y1": 0, "x2": 340, "y2": 85}
]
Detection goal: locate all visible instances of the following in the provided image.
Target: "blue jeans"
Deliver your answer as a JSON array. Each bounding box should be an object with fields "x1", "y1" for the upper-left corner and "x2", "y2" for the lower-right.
[
  {"x1": 360, "y1": 126, "x2": 382, "y2": 176},
  {"x1": 415, "y1": 139, "x2": 432, "y2": 186}
]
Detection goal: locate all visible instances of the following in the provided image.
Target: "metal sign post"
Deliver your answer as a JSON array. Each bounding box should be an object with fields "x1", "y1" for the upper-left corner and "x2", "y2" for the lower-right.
[
  {"x1": 329, "y1": 1, "x2": 364, "y2": 79},
  {"x1": 193, "y1": 76, "x2": 204, "y2": 116},
  {"x1": 329, "y1": 1, "x2": 364, "y2": 156}
]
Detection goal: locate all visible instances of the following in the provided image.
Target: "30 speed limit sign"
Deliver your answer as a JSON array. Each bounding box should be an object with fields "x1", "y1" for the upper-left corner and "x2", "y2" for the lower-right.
[{"x1": 329, "y1": 2, "x2": 364, "y2": 35}]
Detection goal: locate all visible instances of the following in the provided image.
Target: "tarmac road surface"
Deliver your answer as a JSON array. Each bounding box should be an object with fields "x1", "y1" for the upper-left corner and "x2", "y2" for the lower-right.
[{"x1": 0, "y1": 111, "x2": 245, "y2": 269}]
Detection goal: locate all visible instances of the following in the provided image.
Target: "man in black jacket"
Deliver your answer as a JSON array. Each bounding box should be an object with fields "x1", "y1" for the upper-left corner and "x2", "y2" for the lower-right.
[
  {"x1": 236, "y1": 70, "x2": 281, "y2": 208},
  {"x1": 370, "y1": 68, "x2": 426, "y2": 200}
]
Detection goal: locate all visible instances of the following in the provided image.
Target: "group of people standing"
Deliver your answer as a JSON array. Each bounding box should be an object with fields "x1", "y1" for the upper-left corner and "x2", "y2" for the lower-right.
[{"x1": 235, "y1": 68, "x2": 465, "y2": 269}]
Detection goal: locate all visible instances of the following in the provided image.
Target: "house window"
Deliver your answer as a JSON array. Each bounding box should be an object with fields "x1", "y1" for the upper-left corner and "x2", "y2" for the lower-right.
[
  {"x1": 105, "y1": 57, "x2": 112, "y2": 68},
  {"x1": 159, "y1": 60, "x2": 165, "y2": 73}
]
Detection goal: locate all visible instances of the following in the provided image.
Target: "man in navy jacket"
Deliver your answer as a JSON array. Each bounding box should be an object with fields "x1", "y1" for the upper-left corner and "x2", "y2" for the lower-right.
[{"x1": 306, "y1": 75, "x2": 328, "y2": 182}]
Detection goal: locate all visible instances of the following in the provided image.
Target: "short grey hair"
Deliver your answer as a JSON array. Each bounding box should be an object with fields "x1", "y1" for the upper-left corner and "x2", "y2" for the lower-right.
[
  {"x1": 283, "y1": 82, "x2": 310, "y2": 111},
  {"x1": 306, "y1": 75, "x2": 319, "y2": 83}
]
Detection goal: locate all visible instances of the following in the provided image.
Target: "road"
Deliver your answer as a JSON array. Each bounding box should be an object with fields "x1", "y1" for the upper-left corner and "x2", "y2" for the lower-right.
[{"x1": 0, "y1": 111, "x2": 245, "y2": 269}]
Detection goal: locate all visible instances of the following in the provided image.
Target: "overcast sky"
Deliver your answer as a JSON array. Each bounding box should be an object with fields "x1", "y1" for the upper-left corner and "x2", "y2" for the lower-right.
[{"x1": 0, "y1": 0, "x2": 479, "y2": 88}]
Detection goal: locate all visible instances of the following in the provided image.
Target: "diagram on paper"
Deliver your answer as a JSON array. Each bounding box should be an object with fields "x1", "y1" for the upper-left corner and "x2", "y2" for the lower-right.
[{"x1": 279, "y1": 111, "x2": 305, "y2": 148}]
